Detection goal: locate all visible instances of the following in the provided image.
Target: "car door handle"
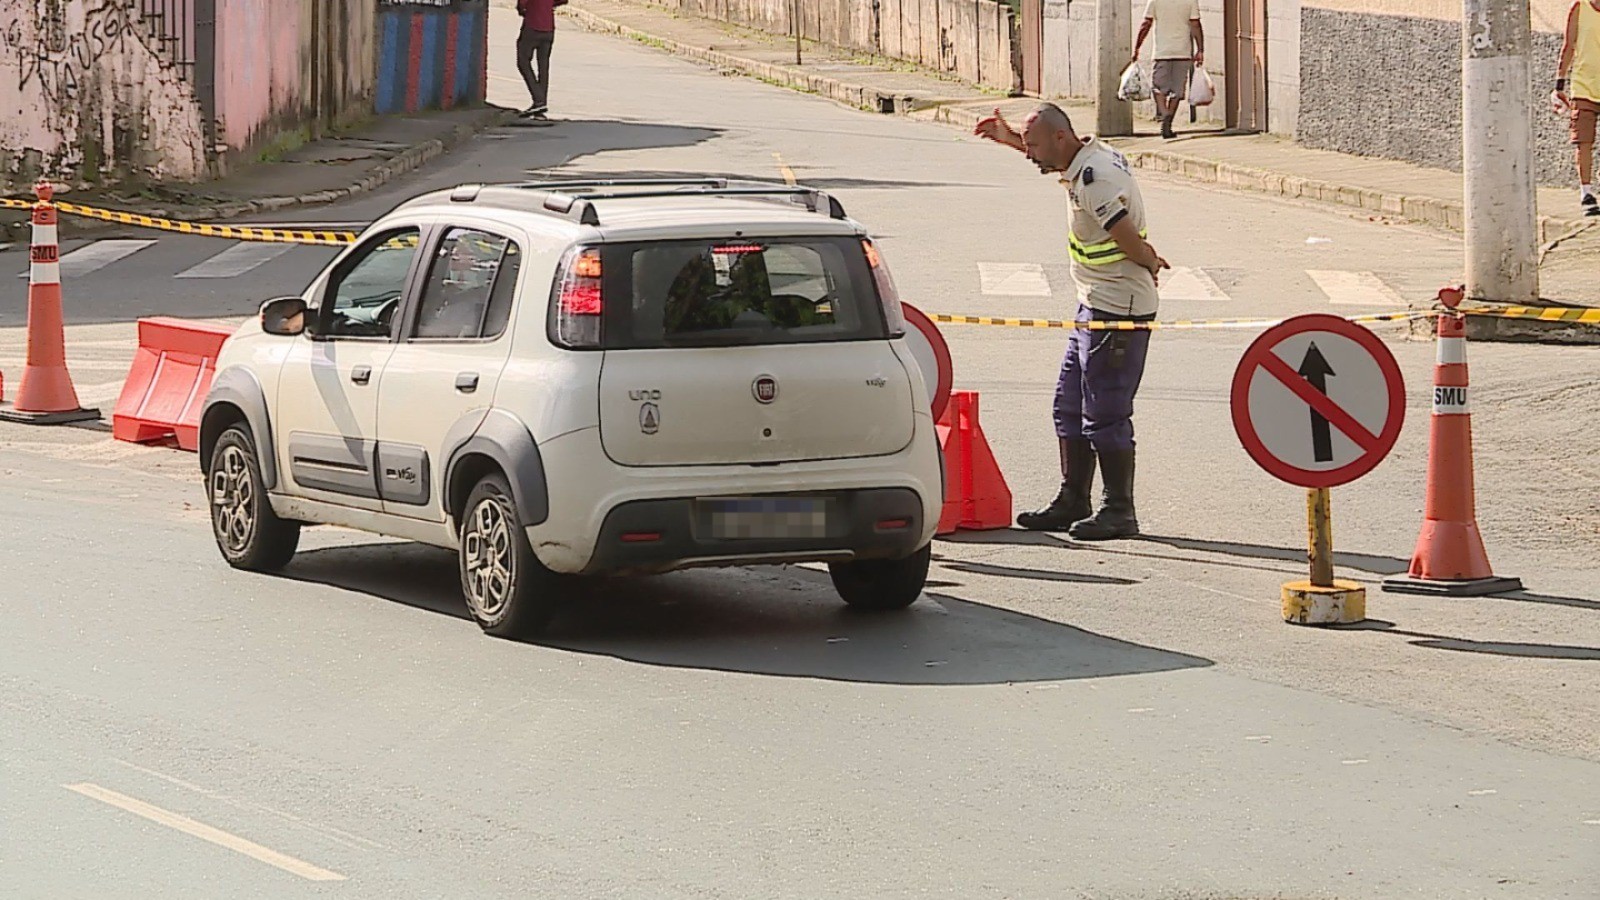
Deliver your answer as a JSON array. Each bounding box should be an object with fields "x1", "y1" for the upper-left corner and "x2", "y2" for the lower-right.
[
  {"x1": 455, "y1": 372, "x2": 480, "y2": 393},
  {"x1": 351, "y1": 365, "x2": 372, "y2": 385}
]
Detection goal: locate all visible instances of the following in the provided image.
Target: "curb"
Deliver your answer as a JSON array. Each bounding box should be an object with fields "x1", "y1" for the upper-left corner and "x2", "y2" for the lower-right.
[
  {"x1": 567, "y1": 3, "x2": 1586, "y2": 246},
  {"x1": 1116, "y1": 147, "x2": 1582, "y2": 246},
  {"x1": 11, "y1": 107, "x2": 513, "y2": 237},
  {"x1": 561, "y1": 6, "x2": 920, "y2": 115}
]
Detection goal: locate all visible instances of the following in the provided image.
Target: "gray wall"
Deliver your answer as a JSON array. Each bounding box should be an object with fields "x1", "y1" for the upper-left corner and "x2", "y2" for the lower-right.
[
  {"x1": 1297, "y1": 7, "x2": 1573, "y2": 188},
  {"x1": 656, "y1": 0, "x2": 1019, "y2": 91}
]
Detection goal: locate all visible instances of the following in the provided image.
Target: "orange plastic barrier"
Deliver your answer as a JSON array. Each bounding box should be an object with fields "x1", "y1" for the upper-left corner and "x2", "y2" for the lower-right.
[
  {"x1": 112, "y1": 317, "x2": 233, "y2": 451},
  {"x1": 935, "y1": 391, "x2": 1012, "y2": 534}
]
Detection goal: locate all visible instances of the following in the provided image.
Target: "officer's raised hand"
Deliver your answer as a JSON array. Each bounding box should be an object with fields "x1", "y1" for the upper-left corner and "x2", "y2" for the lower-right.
[{"x1": 974, "y1": 109, "x2": 1024, "y2": 151}]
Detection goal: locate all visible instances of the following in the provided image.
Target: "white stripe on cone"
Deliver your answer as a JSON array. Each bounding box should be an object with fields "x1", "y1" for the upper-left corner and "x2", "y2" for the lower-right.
[
  {"x1": 1432, "y1": 385, "x2": 1469, "y2": 415},
  {"x1": 31, "y1": 220, "x2": 59, "y2": 284}
]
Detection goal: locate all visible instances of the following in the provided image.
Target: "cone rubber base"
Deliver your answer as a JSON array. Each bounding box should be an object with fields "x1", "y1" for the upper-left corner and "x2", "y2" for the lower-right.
[
  {"x1": 1282, "y1": 579, "x2": 1366, "y2": 626},
  {"x1": 0, "y1": 402, "x2": 101, "y2": 425},
  {"x1": 1381, "y1": 574, "x2": 1523, "y2": 597}
]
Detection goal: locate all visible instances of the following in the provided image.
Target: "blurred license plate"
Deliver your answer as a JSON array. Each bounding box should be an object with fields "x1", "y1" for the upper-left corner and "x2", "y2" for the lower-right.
[{"x1": 702, "y1": 497, "x2": 829, "y2": 540}]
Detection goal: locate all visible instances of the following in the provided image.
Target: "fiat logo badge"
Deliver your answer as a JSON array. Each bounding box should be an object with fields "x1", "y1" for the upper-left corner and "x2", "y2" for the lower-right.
[{"x1": 752, "y1": 375, "x2": 778, "y2": 404}]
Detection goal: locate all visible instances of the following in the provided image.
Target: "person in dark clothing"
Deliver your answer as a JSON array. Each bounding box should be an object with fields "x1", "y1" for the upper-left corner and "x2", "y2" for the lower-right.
[{"x1": 516, "y1": 0, "x2": 560, "y2": 119}]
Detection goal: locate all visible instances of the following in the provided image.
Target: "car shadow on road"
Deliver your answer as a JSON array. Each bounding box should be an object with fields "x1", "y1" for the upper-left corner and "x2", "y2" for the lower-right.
[
  {"x1": 1337, "y1": 620, "x2": 1600, "y2": 661},
  {"x1": 941, "y1": 529, "x2": 1410, "y2": 576},
  {"x1": 282, "y1": 542, "x2": 1212, "y2": 686}
]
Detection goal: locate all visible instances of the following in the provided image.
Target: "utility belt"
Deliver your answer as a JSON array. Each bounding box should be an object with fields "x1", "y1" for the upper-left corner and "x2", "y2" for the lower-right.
[{"x1": 1069, "y1": 228, "x2": 1146, "y2": 266}]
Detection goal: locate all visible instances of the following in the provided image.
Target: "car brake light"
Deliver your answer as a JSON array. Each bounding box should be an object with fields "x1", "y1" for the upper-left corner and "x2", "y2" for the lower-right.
[
  {"x1": 712, "y1": 244, "x2": 764, "y2": 255},
  {"x1": 561, "y1": 284, "x2": 603, "y2": 315},
  {"x1": 862, "y1": 239, "x2": 882, "y2": 269},
  {"x1": 554, "y1": 248, "x2": 604, "y2": 348},
  {"x1": 862, "y1": 238, "x2": 906, "y2": 336}
]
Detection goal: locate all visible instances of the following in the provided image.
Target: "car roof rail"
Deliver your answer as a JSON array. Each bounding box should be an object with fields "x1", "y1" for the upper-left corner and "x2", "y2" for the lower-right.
[
  {"x1": 517, "y1": 177, "x2": 732, "y2": 192},
  {"x1": 508, "y1": 178, "x2": 849, "y2": 226}
]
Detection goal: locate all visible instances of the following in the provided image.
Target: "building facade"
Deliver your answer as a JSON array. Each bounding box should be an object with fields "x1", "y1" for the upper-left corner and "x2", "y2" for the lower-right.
[{"x1": 1, "y1": 0, "x2": 486, "y2": 190}]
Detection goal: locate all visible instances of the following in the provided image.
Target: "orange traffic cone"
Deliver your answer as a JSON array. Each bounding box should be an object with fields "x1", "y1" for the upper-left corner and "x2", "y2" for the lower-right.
[
  {"x1": 1384, "y1": 288, "x2": 1521, "y2": 596},
  {"x1": 0, "y1": 181, "x2": 98, "y2": 425}
]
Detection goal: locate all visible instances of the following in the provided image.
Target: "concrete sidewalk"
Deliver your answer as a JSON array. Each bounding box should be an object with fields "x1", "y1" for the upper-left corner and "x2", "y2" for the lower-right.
[
  {"x1": 1, "y1": 106, "x2": 514, "y2": 243},
  {"x1": 558, "y1": 0, "x2": 1600, "y2": 316}
]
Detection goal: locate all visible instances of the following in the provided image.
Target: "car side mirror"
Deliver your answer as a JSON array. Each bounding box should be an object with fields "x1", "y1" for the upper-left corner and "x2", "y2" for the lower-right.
[{"x1": 260, "y1": 296, "x2": 308, "y2": 336}]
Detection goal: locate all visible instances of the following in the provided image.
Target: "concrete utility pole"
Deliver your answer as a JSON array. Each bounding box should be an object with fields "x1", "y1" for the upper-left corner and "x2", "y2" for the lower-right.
[
  {"x1": 1462, "y1": 0, "x2": 1539, "y2": 304},
  {"x1": 1097, "y1": 0, "x2": 1133, "y2": 136}
]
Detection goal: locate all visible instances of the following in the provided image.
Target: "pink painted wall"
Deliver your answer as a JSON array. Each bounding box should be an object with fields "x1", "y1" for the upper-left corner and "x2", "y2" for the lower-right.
[
  {"x1": 215, "y1": 0, "x2": 308, "y2": 152},
  {"x1": 0, "y1": 1, "x2": 207, "y2": 185},
  {"x1": 214, "y1": 0, "x2": 377, "y2": 158}
]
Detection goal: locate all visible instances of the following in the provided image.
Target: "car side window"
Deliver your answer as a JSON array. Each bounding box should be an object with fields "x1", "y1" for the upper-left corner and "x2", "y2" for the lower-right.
[
  {"x1": 410, "y1": 228, "x2": 520, "y2": 341},
  {"x1": 322, "y1": 228, "x2": 422, "y2": 339}
]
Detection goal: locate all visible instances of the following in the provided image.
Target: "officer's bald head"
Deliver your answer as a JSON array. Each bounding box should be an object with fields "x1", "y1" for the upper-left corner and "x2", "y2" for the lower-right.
[{"x1": 1021, "y1": 103, "x2": 1080, "y2": 174}]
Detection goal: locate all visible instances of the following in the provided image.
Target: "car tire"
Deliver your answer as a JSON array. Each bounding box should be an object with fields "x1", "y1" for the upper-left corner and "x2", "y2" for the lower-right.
[
  {"x1": 828, "y1": 543, "x2": 932, "y2": 611},
  {"x1": 458, "y1": 473, "x2": 562, "y2": 639},
  {"x1": 208, "y1": 425, "x2": 300, "y2": 572}
]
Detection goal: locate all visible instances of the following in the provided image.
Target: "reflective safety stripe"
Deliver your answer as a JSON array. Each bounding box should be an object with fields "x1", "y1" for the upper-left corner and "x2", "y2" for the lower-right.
[{"x1": 1068, "y1": 229, "x2": 1147, "y2": 266}]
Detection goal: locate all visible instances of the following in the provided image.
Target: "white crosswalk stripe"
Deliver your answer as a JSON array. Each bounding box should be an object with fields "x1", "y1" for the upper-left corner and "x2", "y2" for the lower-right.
[
  {"x1": 176, "y1": 242, "x2": 296, "y2": 279},
  {"x1": 1306, "y1": 270, "x2": 1407, "y2": 306},
  {"x1": 978, "y1": 262, "x2": 1052, "y2": 297},
  {"x1": 15, "y1": 239, "x2": 157, "y2": 279},
  {"x1": 1158, "y1": 266, "x2": 1229, "y2": 302}
]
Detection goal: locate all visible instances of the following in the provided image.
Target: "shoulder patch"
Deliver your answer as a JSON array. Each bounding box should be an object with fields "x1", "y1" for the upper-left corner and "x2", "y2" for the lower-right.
[{"x1": 1081, "y1": 167, "x2": 1095, "y2": 185}]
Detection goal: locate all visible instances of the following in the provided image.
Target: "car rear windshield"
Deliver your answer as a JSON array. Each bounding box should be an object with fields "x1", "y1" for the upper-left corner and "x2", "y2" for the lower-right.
[{"x1": 598, "y1": 237, "x2": 887, "y2": 349}]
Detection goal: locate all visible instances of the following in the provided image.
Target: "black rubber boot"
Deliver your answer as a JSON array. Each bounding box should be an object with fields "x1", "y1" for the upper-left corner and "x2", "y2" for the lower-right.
[
  {"x1": 1069, "y1": 447, "x2": 1139, "y2": 540},
  {"x1": 1017, "y1": 439, "x2": 1096, "y2": 531},
  {"x1": 1160, "y1": 115, "x2": 1176, "y2": 139}
]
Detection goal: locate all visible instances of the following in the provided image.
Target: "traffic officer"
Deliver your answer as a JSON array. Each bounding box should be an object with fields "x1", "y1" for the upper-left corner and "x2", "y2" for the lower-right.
[{"x1": 974, "y1": 103, "x2": 1168, "y2": 540}]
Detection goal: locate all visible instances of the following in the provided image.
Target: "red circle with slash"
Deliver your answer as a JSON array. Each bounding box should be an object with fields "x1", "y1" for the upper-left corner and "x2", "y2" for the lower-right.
[{"x1": 1231, "y1": 314, "x2": 1406, "y2": 489}]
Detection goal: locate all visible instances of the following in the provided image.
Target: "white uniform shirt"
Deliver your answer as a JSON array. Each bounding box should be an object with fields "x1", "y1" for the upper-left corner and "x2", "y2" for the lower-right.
[{"x1": 1060, "y1": 137, "x2": 1159, "y2": 319}]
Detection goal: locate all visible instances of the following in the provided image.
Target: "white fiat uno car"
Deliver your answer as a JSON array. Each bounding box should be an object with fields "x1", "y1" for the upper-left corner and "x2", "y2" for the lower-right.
[{"x1": 200, "y1": 179, "x2": 943, "y2": 638}]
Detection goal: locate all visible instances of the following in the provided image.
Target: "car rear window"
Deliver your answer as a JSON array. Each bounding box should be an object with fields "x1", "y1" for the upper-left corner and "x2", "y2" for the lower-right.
[{"x1": 598, "y1": 237, "x2": 886, "y2": 349}]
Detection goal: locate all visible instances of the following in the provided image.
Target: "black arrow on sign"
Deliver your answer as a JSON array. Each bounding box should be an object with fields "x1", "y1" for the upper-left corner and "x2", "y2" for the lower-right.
[{"x1": 1298, "y1": 342, "x2": 1336, "y2": 463}]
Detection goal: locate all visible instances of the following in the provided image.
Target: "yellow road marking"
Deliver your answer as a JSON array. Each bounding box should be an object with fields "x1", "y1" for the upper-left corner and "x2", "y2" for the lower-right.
[
  {"x1": 772, "y1": 152, "x2": 797, "y2": 186},
  {"x1": 64, "y1": 783, "x2": 347, "y2": 882}
]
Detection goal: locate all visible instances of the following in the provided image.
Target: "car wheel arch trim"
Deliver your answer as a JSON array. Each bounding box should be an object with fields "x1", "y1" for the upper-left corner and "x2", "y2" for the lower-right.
[
  {"x1": 201, "y1": 366, "x2": 278, "y2": 490},
  {"x1": 443, "y1": 409, "x2": 549, "y2": 528}
]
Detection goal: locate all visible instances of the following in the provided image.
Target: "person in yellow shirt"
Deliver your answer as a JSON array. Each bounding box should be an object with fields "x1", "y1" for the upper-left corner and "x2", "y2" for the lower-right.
[{"x1": 1556, "y1": 0, "x2": 1600, "y2": 216}]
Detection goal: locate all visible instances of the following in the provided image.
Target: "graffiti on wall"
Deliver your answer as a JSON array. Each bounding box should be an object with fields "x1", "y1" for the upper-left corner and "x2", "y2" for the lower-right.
[
  {"x1": 0, "y1": 0, "x2": 207, "y2": 185},
  {"x1": 1, "y1": 1, "x2": 133, "y2": 105}
]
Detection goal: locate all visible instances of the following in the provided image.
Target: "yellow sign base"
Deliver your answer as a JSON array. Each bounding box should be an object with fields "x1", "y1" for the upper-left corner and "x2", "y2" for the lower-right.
[{"x1": 1282, "y1": 580, "x2": 1367, "y2": 626}]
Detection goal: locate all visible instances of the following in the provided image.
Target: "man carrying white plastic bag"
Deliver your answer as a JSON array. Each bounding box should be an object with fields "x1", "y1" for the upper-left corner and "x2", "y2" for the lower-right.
[
  {"x1": 1188, "y1": 64, "x2": 1216, "y2": 109},
  {"x1": 1118, "y1": 61, "x2": 1150, "y2": 103},
  {"x1": 1130, "y1": 0, "x2": 1204, "y2": 139}
]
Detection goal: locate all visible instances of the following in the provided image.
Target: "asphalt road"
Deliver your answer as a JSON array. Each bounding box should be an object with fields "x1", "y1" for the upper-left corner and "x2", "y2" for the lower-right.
[{"x1": 2, "y1": 11, "x2": 1598, "y2": 899}]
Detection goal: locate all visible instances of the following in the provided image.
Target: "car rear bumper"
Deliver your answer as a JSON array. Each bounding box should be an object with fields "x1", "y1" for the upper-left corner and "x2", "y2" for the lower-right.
[{"x1": 580, "y1": 487, "x2": 926, "y2": 576}]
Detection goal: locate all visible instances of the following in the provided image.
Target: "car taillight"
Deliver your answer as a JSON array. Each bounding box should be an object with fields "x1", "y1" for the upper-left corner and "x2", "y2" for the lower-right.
[
  {"x1": 554, "y1": 248, "x2": 603, "y2": 348},
  {"x1": 862, "y1": 238, "x2": 906, "y2": 336}
]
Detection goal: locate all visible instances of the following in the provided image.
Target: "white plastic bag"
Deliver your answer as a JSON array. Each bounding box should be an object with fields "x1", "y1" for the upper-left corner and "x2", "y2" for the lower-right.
[
  {"x1": 1118, "y1": 63, "x2": 1150, "y2": 102},
  {"x1": 1188, "y1": 65, "x2": 1216, "y2": 107}
]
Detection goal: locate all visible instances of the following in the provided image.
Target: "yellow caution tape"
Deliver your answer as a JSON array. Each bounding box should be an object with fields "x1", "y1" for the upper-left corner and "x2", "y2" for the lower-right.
[
  {"x1": 1460, "y1": 305, "x2": 1600, "y2": 325},
  {"x1": 1, "y1": 195, "x2": 357, "y2": 245},
  {"x1": 55, "y1": 203, "x2": 358, "y2": 245},
  {"x1": 928, "y1": 310, "x2": 1429, "y2": 331}
]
